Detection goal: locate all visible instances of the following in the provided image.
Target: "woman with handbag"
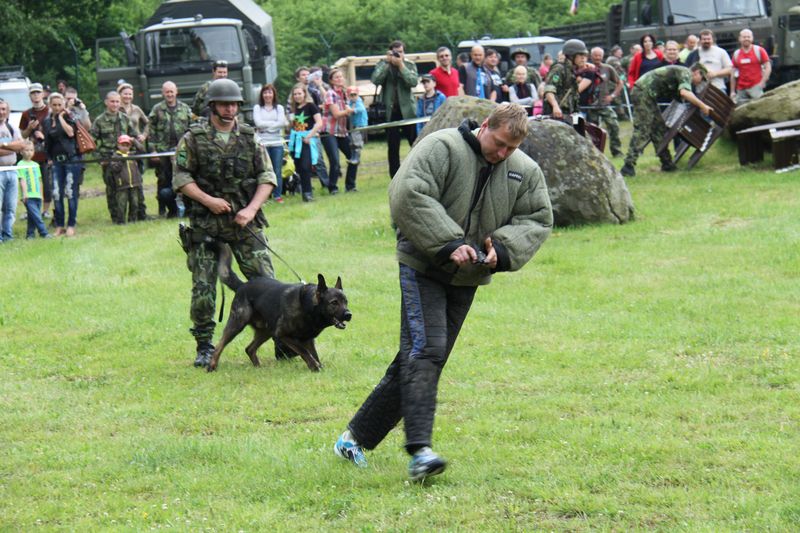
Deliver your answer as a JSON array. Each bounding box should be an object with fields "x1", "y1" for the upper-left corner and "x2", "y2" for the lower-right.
[{"x1": 43, "y1": 93, "x2": 81, "y2": 237}]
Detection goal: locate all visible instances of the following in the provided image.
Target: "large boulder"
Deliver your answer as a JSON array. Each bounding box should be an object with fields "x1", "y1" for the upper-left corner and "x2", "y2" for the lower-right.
[
  {"x1": 418, "y1": 96, "x2": 634, "y2": 226},
  {"x1": 728, "y1": 80, "x2": 800, "y2": 133}
]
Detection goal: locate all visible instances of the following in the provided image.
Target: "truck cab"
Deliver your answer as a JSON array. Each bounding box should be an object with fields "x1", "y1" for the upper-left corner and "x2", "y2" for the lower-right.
[
  {"x1": 619, "y1": 0, "x2": 773, "y2": 53},
  {"x1": 96, "y1": 0, "x2": 277, "y2": 113}
]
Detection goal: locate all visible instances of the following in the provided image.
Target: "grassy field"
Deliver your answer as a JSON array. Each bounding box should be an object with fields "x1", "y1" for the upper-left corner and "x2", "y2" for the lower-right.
[{"x1": 2, "y1": 132, "x2": 799, "y2": 531}]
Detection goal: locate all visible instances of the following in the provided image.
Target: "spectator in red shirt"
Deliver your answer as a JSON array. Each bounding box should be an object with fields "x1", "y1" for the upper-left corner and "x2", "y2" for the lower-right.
[
  {"x1": 730, "y1": 29, "x2": 771, "y2": 105},
  {"x1": 429, "y1": 47, "x2": 462, "y2": 98},
  {"x1": 627, "y1": 34, "x2": 664, "y2": 88}
]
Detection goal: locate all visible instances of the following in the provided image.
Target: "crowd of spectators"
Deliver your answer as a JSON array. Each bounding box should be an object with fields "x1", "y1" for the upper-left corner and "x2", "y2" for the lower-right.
[{"x1": 0, "y1": 27, "x2": 773, "y2": 243}]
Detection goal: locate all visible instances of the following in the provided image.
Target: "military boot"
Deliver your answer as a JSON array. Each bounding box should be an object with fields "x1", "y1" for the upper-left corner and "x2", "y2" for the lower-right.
[
  {"x1": 620, "y1": 163, "x2": 636, "y2": 177},
  {"x1": 661, "y1": 160, "x2": 677, "y2": 172},
  {"x1": 194, "y1": 341, "x2": 215, "y2": 368}
]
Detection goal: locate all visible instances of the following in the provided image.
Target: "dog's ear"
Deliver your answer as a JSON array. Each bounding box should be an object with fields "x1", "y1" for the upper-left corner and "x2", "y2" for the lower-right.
[
  {"x1": 335, "y1": 276, "x2": 342, "y2": 290},
  {"x1": 317, "y1": 273, "x2": 327, "y2": 292}
]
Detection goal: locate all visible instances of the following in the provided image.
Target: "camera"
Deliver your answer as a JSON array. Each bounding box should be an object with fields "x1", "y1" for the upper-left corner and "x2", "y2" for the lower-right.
[
  {"x1": 391, "y1": 50, "x2": 401, "y2": 58},
  {"x1": 470, "y1": 244, "x2": 488, "y2": 265}
]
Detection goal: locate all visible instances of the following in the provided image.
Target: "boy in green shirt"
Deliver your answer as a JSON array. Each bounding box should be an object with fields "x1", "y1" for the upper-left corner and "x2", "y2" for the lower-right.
[{"x1": 17, "y1": 141, "x2": 50, "y2": 239}]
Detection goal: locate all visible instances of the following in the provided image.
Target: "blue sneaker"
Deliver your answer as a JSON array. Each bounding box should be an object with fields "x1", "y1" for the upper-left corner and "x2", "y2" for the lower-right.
[
  {"x1": 408, "y1": 447, "x2": 447, "y2": 482},
  {"x1": 334, "y1": 431, "x2": 367, "y2": 468}
]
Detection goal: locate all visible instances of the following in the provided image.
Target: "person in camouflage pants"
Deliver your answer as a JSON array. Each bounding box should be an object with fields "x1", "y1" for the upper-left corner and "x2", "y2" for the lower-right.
[
  {"x1": 543, "y1": 39, "x2": 594, "y2": 119},
  {"x1": 91, "y1": 91, "x2": 141, "y2": 223},
  {"x1": 174, "y1": 78, "x2": 277, "y2": 368},
  {"x1": 620, "y1": 64, "x2": 712, "y2": 177},
  {"x1": 147, "y1": 81, "x2": 192, "y2": 217},
  {"x1": 191, "y1": 60, "x2": 229, "y2": 118},
  {"x1": 586, "y1": 47, "x2": 624, "y2": 157}
]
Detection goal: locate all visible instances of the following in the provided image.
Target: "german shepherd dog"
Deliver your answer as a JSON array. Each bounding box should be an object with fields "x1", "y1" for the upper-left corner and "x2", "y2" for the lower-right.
[{"x1": 208, "y1": 244, "x2": 352, "y2": 372}]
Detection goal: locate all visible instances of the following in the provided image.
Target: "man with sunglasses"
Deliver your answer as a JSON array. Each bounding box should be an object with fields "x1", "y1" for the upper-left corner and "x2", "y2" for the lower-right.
[{"x1": 429, "y1": 46, "x2": 462, "y2": 98}]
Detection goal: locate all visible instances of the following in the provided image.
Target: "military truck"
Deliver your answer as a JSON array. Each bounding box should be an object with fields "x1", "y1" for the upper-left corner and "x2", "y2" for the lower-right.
[
  {"x1": 541, "y1": 0, "x2": 799, "y2": 83},
  {"x1": 95, "y1": 0, "x2": 277, "y2": 113},
  {"x1": 771, "y1": 0, "x2": 800, "y2": 84}
]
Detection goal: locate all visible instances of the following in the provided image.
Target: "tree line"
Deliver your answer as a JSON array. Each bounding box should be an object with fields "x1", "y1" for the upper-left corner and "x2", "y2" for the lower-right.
[{"x1": 1, "y1": 0, "x2": 614, "y2": 109}]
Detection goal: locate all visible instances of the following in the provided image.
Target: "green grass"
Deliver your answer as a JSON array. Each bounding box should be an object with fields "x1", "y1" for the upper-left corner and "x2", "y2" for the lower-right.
[{"x1": 2, "y1": 133, "x2": 799, "y2": 531}]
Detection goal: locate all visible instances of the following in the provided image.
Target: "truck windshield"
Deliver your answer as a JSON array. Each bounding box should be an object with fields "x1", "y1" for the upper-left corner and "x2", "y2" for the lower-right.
[
  {"x1": 144, "y1": 25, "x2": 243, "y2": 70},
  {"x1": 667, "y1": 0, "x2": 763, "y2": 23}
]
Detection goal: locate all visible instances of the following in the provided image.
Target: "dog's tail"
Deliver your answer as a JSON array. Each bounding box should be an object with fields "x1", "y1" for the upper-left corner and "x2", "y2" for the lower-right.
[{"x1": 217, "y1": 243, "x2": 245, "y2": 291}]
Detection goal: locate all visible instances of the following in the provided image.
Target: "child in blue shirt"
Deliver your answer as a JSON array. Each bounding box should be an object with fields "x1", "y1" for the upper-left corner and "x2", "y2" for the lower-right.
[
  {"x1": 17, "y1": 142, "x2": 50, "y2": 239},
  {"x1": 416, "y1": 74, "x2": 446, "y2": 135},
  {"x1": 346, "y1": 86, "x2": 368, "y2": 165}
]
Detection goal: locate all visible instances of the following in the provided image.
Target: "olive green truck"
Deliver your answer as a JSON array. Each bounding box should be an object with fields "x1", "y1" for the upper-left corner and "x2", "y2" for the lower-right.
[
  {"x1": 542, "y1": 0, "x2": 800, "y2": 84},
  {"x1": 95, "y1": 0, "x2": 277, "y2": 112}
]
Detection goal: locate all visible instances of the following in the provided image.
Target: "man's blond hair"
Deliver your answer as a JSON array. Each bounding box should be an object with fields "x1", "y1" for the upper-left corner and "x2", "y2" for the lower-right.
[{"x1": 487, "y1": 103, "x2": 529, "y2": 140}]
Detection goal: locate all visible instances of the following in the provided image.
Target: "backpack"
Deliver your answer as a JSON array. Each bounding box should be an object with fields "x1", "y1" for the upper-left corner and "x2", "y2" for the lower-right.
[{"x1": 733, "y1": 45, "x2": 767, "y2": 66}]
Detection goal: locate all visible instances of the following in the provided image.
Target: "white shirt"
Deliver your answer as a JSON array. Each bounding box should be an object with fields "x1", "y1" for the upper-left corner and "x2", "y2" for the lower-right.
[{"x1": 698, "y1": 45, "x2": 733, "y2": 91}]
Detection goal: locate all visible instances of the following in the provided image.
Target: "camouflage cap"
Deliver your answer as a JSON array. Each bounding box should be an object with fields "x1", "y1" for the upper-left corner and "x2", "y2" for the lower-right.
[{"x1": 511, "y1": 48, "x2": 531, "y2": 60}]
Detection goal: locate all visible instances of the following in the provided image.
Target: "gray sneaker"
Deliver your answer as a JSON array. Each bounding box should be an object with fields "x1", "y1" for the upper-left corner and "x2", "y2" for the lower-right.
[{"x1": 408, "y1": 447, "x2": 447, "y2": 482}]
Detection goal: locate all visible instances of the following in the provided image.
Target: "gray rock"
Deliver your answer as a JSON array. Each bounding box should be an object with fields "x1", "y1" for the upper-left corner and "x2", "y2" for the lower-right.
[
  {"x1": 418, "y1": 96, "x2": 635, "y2": 226},
  {"x1": 729, "y1": 79, "x2": 800, "y2": 133}
]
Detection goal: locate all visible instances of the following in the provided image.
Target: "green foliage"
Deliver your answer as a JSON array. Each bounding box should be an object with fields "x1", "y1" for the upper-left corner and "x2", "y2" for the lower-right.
[{"x1": 2, "y1": 0, "x2": 621, "y2": 107}]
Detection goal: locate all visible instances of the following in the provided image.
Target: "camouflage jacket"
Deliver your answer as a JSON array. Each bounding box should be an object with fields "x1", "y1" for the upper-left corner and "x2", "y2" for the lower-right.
[
  {"x1": 146, "y1": 100, "x2": 193, "y2": 153},
  {"x1": 173, "y1": 119, "x2": 277, "y2": 237},
  {"x1": 634, "y1": 65, "x2": 692, "y2": 101},
  {"x1": 542, "y1": 61, "x2": 580, "y2": 115},
  {"x1": 191, "y1": 81, "x2": 211, "y2": 117},
  {"x1": 90, "y1": 111, "x2": 139, "y2": 157}
]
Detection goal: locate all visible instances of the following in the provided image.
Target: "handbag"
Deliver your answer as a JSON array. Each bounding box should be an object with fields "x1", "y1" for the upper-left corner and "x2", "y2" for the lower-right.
[
  {"x1": 74, "y1": 120, "x2": 96, "y2": 154},
  {"x1": 367, "y1": 85, "x2": 386, "y2": 125}
]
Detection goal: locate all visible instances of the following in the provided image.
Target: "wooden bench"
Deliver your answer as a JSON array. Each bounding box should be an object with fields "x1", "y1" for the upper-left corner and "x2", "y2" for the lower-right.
[
  {"x1": 655, "y1": 84, "x2": 735, "y2": 170},
  {"x1": 735, "y1": 119, "x2": 800, "y2": 171}
]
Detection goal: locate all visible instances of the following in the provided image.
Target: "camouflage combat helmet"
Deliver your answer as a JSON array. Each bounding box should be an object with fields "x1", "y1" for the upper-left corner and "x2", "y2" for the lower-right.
[
  {"x1": 562, "y1": 39, "x2": 589, "y2": 58},
  {"x1": 206, "y1": 79, "x2": 243, "y2": 104}
]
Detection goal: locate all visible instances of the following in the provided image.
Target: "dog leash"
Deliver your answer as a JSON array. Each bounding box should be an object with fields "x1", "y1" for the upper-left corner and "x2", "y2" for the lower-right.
[{"x1": 245, "y1": 225, "x2": 306, "y2": 284}]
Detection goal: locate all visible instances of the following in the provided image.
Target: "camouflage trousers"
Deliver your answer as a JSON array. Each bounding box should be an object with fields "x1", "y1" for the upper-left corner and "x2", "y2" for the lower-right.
[
  {"x1": 113, "y1": 187, "x2": 141, "y2": 224},
  {"x1": 187, "y1": 230, "x2": 274, "y2": 343},
  {"x1": 624, "y1": 88, "x2": 672, "y2": 168},
  {"x1": 102, "y1": 164, "x2": 148, "y2": 223},
  {"x1": 587, "y1": 106, "x2": 622, "y2": 155}
]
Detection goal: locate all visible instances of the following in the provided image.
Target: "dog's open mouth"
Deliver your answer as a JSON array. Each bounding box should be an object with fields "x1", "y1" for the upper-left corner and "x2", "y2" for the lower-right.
[{"x1": 333, "y1": 318, "x2": 347, "y2": 330}]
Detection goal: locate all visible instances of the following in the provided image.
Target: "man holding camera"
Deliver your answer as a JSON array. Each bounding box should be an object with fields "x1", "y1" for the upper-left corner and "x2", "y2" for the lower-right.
[
  {"x1": 371, "y1": 40, "x2": 419, "y2": 178},
  {"x1": 334, "y1": 103, "x2": 553, "y2": 481}
]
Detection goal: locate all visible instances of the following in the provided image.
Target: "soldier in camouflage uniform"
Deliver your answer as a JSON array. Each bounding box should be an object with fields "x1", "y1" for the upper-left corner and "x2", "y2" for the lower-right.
[
  {"x1": 620, "y1": 64, "x2": 712, "y2": 177},
  {"x1": 91, "y1": 91, "x2": 141, "y2": 223},
  {"x1": 504, "y1": 48, "x2": 542, "y2": 89},
  {"x1": 147, "y1": 81, "x2": 192, "y2": 217},
  {"x1": 174, "y1": 78, "x2": 277, "y2": 368},
  {"x1": 542, "y1": 39, "x2": 592, "y2": 119},
  {"x1": 191, "y1": 60, "x2": 229, "y2": 118},
  {"x1": 586, "y1": 47, "x2": 624, "y2": 157}
]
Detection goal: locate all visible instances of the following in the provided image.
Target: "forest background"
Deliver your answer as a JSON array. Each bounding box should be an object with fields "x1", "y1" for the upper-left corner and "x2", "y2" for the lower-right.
[{"x1": 1, "y1": 0, "x2": 615, "y2": 109}]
